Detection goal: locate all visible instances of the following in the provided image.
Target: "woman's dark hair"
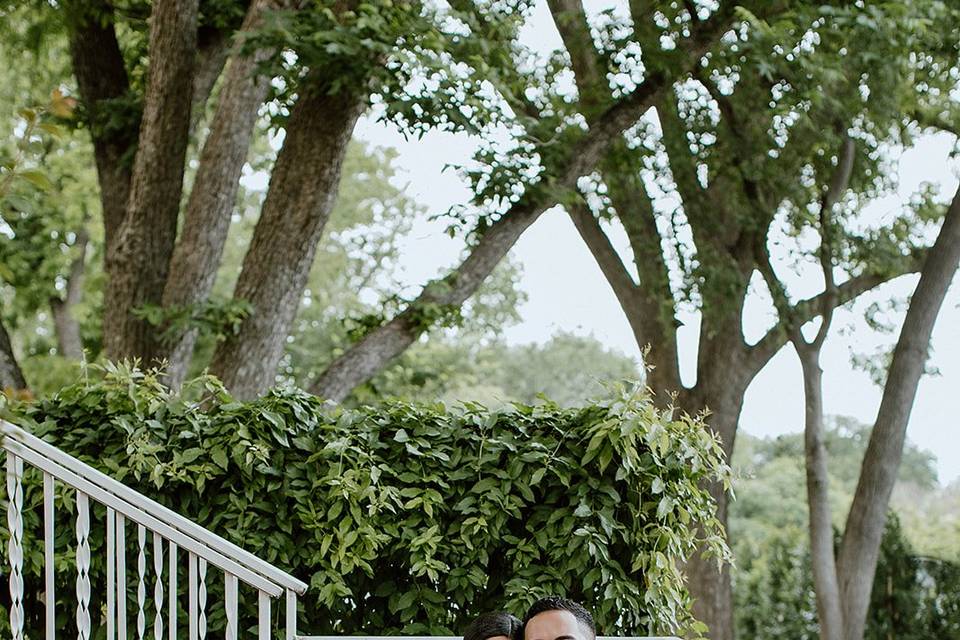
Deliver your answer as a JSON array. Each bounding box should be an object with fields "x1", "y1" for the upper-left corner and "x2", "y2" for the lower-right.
[{"x1": 463, "y1": 611, "x2": 523, "y2": 640}]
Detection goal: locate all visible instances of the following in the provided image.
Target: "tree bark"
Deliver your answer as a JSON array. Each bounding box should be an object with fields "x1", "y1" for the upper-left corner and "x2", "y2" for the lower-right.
[
  {"x1": 190, "y1": 26, "x2": 231, "y2": 131},
  {"x1": 49, "y1": 228, "x2": 89, "y2": 361},
  {"x1": 0, "y1": 319, "x2": 26, "y2": 392},
  {"x1": 63, "y1": 0, "x2": 136, "y2": 258},
  {"x1": 103, "y1": 0, "x2": 199, "y2": 364},
  {"x1": 837, "y1": 185, "x2": 960, "y2": 640},
  {"x1": 208, "y1": 85, "x2": 366, "y2": 399},
  {"x1": 162, "y1": 0, "x2": 285, "y2": 389},
  {"x1": 310, "y1": 201, "x2": 547, "y2": 401}
]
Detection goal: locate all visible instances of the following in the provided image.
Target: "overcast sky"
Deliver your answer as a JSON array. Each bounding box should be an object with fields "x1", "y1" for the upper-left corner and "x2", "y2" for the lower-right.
[{"x1": 351, "y1": 1, "x2": 960, "y2": 483}]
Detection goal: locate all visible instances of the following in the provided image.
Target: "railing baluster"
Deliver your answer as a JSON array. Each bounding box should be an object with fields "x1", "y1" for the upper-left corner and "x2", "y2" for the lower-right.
[
  {"x1": 76, "y1": 491, "x2": 92, "y2": 640},
  {"x1": 286, "y1": 590, "x2": 297, "y2": 640},
  {"x1": 138, "y1": 524, "x2": 147, "y2": 640},
  {"x1": 154, "y1": 532, "x2": 164, "y2": 640},
  {"x1": 259, "y1": 591, "x2": 271, "y2": 640},
  {"x1": 43, "y1": 471, "x2": 55, "y2": 640},
  {"x1": 198, "y1": 558, "x2": 207, "y2": 640},
  {"x1": 7, "y1": 453, "x2": 24, "y2": 640},
  {"x1": 169, "y1": 542, "x2": 177, "y2": 640},
  {"x1": 188, "y1": 554, "x2": 197, "y2": 640},
  {"x1": 118, "y1": 513, "x2": 127, "y2": 640},
  {"x1": 108, "y1": 507, "x2": 116, "y2": 640},
  {"x1": 225, "y1": 573, "x2": 238, "y2": 640}
]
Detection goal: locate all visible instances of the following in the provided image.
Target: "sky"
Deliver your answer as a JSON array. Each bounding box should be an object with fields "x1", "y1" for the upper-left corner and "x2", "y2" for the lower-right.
[{"x1": 351, "y1": 1, "x2": 960, "y2": 484}]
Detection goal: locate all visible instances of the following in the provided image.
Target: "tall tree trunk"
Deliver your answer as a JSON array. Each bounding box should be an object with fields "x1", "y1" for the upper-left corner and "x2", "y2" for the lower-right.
[
  {"x1": 0, "y1": 319, "x2": 26, "y2": 392},
  {"x1": 680, "y1": 379, "x2": 746, "y2": 640},
  {"x1": 799, "y1": 347, "x2": 845, "y2": 640},
  {"x1": 310, "y1": 201, "x2": 547, "y2": 401},
  {"x1": 162, "y1": 0, "x2": 284, "y2": 389},
  {"x1": 103, "y1": 0, "x2": 199, "y2": 364},
  {"x1": 793, "y1": 136, "x2": 848, "y2": 640},
  {"x1": 208, "y1": 86, "x2": 366, "y2": 399},
  {"x1": 49, "y1": 228, "x2": 89, "y2": 361},
  {"x1": 63, "y1": 0, "x2": 136, "y2": 257},
  {"x1": 837, "y1": 185, "x2": 960, "y2": 640},
  {"x1": 678, "y1": 260, "x2": 754, "y2": 640}
]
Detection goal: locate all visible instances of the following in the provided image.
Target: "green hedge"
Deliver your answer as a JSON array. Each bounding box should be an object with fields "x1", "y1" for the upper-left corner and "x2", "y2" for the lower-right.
[{"x1": 0, "y1": 363, "x2": 729, "y2": 638}]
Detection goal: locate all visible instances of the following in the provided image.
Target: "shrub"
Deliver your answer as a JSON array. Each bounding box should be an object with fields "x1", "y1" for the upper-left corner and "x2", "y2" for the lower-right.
[{"x1": 0, "y1": 363, "x2": 730, "y2": 638}]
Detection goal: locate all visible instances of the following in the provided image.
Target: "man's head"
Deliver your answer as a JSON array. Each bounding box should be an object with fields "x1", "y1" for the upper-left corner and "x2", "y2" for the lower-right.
[{"x1": 522, "y1": 597, "x2": 596, "y2": 640}]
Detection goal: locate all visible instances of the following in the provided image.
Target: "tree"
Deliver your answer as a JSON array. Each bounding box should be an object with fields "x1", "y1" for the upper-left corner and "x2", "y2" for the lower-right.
[
  {"x1": 36, "y1": 0, "x2": 522, "y2": 398},
  {"x1": 555, "y1": 3, "x2": 959, "y2": 635},
  {"x1": 6, "y1": 0, "x2": 791, "y2": 409},
  {"x1": 775, "y1": 183, "x2": 960, "y2": 640},
  {"x1": 308, "y1": 1, "x2": 780, "y2": 401}
]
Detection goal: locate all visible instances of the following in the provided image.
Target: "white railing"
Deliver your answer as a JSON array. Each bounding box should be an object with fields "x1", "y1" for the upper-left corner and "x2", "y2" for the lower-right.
[{"x1": 0, "y1": 419, "x2": 308, "y2": 640}]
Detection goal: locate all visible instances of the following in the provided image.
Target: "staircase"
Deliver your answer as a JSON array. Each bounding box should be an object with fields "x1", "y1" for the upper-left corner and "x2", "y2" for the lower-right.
[{"x1": 1, "y1": 420, "x2": 306, "y2": 640}]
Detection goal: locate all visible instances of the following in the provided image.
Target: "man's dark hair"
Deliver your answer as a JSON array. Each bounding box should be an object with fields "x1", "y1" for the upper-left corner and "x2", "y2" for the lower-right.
[
  {"x1": 522, "y1": 596, "x2": 596, "y2": 639},
  {"x1": 464, "y1": 611, "x2": 522, "y2": 640}
]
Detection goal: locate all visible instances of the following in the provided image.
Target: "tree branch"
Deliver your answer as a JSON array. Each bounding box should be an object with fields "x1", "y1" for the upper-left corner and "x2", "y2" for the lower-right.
[
  {"x1": 746, "y1": 254, "x2": 925, "y2": 377},
  {"x1": 310, "y1": 200, "x2": 545, "y2": 401},
  {"x1": 807, "y1": 135, "x2": 854, "y2": 350},
  {"x1": 546, "y1": 0, "x2": 605, "y2": 116},
  {"x1": 602, "y1": 145, "x2": 682, "y2": 393},
  {"x1": 567, "y1": 201, "x2": 645, "y2": 337},
  {"x1": 565, "y1": 6, "x2": 734, "y2": 185}
]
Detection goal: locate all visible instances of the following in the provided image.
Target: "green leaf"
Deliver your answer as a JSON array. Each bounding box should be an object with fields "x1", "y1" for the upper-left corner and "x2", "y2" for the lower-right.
[{"x1": 18, "y1": 169, "x2": 52, "y2": 191}]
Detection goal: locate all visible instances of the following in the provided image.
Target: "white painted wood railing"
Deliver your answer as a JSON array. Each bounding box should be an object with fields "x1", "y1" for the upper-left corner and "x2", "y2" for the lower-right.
[{"x1": 0, "y1": 419, "x2": 308, "y2": 640}]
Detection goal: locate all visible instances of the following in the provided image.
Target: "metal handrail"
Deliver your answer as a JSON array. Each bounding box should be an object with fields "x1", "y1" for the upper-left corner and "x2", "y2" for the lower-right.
[{"x1": 0, "y1": 419, "x2": 307, "y2": 595}]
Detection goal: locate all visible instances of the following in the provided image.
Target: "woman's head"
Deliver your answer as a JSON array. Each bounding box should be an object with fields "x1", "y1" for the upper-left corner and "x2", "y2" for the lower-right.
[{"x1": 463, "y1": 611, "x2": 522, "y2": 640}]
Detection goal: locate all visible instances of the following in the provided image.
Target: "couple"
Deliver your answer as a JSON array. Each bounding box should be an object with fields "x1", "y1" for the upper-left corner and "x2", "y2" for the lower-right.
[{"x1": 464, "y1": 597, "x2": 595, "y2": 640}]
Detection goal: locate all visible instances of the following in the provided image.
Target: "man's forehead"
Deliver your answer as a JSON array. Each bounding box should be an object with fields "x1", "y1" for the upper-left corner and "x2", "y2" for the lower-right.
[{"x1": 524, "y1": 609, "x2": 589, "y2": 640}]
